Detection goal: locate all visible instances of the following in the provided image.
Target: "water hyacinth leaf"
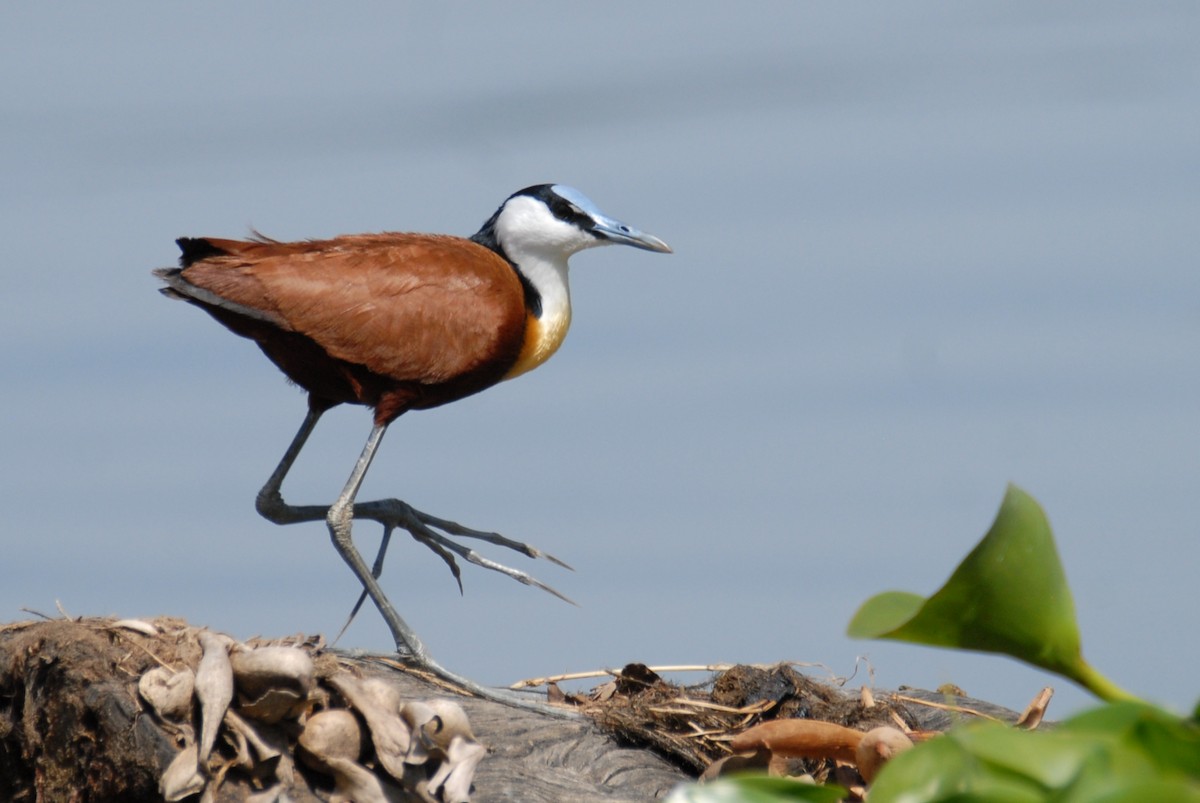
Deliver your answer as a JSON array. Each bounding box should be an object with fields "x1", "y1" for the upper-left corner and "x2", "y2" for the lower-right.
[
  {"x1": 866, "y1": 728, "x2": 1047, "y2": 803},
  {"x1": 663, "y1": 775, "x2": 847, "y2": 803},
  {"x1": 841, "y1": 591, "x2": 925, "y2": 639},
  {"x1": 847, "y1": 485, "x2": 1137, "y2": 698},
  {"x1": 868, "y1": 704, "x2": 1200, "y2": 802},
  {"x1": 1062, "y1": 702, "x2": 1200, "y2": 781}
]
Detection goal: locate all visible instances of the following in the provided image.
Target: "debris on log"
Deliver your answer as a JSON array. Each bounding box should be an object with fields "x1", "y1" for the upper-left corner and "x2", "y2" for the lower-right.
[
  {"x1": 0, "y1": 618, "x2": 1026, "y2": 801},
  {"x1": 0, "y1": 618, "x2": 683, "y2": 801}
]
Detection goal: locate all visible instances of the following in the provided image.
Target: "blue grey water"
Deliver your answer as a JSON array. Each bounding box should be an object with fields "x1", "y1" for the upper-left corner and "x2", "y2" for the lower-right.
[{"x1": 2, "y1": 3, "x2": 1197, "y2": 717}]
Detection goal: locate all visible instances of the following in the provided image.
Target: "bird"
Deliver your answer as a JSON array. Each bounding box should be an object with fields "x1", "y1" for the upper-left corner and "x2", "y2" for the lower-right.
[{"x1": 155, "y1": 184, "x2": 671, "y2": 706}]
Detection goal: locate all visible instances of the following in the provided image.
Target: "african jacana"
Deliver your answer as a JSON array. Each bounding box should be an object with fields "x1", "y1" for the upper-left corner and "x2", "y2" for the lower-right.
[{"x1": 155, "y1": 184, "x2": 671, "y2": 706}]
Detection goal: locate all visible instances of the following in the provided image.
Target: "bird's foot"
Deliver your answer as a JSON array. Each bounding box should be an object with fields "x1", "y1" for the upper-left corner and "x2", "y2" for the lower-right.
[
  {"x1": 352, "y1": 497, "x2": 575, "y2": 602},
  {"x1": 329, "y1": 499, "x2": 575, "y2": 647}
]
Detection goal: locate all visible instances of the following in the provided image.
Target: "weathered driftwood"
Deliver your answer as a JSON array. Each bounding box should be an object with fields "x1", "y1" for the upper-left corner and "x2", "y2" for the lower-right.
[
  {"x1": 0, "y1": 618, "x2": 1024, "y2": 801},
  {"x1": 0, "y1": 618, "x2": 684, "y2": 801}
]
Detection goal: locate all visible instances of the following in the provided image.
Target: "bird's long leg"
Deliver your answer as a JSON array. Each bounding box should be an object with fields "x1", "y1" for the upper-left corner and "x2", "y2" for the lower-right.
[
  {"x1": 251, "y1": 406, "x2": 428, "y2": 658},
  {"x1": 331, "y1": 524, "x2": 393, "y2": 646},
  {"x1": 251, "y1": 405, "x2": 575, "y2": 713},
  {"x1": 255, "y1": 403, "x2": 335, "y2": 525},
  {"x1": 325, "y1": 423, "x2": 433, "y2": 662},
  {"x1": 326, "y1": 423, "x2": 572, "y2": 715},
  {"x1": 256, "y1": 405, "x2": 572, "y2": 600}
]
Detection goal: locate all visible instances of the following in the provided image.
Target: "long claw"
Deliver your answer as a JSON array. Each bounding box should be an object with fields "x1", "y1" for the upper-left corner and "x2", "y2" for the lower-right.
[
  {"x1": 455, "y1": 549, "x2": 578, "y2": 606},
  {"x1": 414, "y1": 511, "x2": 575, "y2": 571},
  {"x1": 395, "y1": 507, "x2": 567, "y2": 600},
  {"x1": 348, "y1": 498, "x2": 572, "y2": 598},
  {"x1": 333, "y1": 501, "x2": 569, "y2": 641},
  {"x1": 403, "y1": 520, "x2": 578, "y2": 605},
  {"x1": 409, "y1": 528, "x2": 465, "y2": 594}
]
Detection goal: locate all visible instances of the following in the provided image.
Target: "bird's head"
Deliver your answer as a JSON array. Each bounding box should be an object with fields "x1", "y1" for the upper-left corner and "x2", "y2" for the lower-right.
[{"x1": 472, "y1": 184, "x2": 672, "y2": 265}]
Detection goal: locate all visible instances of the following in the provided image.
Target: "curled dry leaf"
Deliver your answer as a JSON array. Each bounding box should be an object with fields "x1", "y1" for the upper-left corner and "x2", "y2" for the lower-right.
[
  {"x1": 112, "y1": 618, "x2": 160, "y2": 637},
  {"x1": 324, "y1": 756, "x2": 407, "y2": 803},
  {"x1": 225, "y1": 709, "x2": 285, "y2": 762},
  {"x1": 195, "y1": 631, "x2": 235, "y2": 764},
  {"x1": 1015, "y1": 686, "x2": 1054, "y2": 730},
  {"x1": 237, "y1": 687, "x2": 307, "y2": 724},
  {"x1": 732, "y1": 719, "x2": 917, "y2": 784},
  {"x1": 139, "y1": 666, "x2": 195, "y2": 721},
  {"x1": 225, "y1": 708, "x2": 296, "y2": 788},
  {"x1": 329, "y1": 673, "x2": 411, "y2": 781},
  {"x1": 701, "y1": 748, "x2": 771, "y2": 781},
  {"x1": 246, "y1": 787, "x2": 290, "y2": 803},
  {"x1": 298, "y1": 709, "x2": 365, "y2": 772},
  {"x1": 730, "y1": 718, "x2": 863, "y2": 765},
  {"x1": 230, "y1": 645, "x2": 316, "y2": 723},
  {"x1": 423, "y1": 699, "x2": 476, "y2": 747},
  {"x1": 401, "y1": 700, "x2": 484, "y2": 803},
  {"x1": 400, "y1": 702, "x2": 437, "y2": 764},
  {"x1": 854, "y1": 726, "x2": 913, "y2": 782},
  {"x1": 160, "y1": 743, "x2": 206, "y2": 801},
  {"x1": 230, "y1": 645, "x2": 316, "y2": 699},
  {"x1": 427, "y1": 733, "x2": 486, "y2": 803}
]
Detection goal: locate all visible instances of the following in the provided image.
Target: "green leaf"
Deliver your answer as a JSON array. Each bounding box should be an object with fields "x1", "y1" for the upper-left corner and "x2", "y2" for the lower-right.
[
  {"x1": 1062, "y1": 702, "x2": 1200, "y2": 781},
  {"x1": 847, "y1": 484, "x2": 1136, "y2": 700},
  {"x1": 662, "y1": 775, "x2": 846, "y2": 803},
  {"x1": 870, "y1": 705, "x2": 1200, "y2": 802},
  {"x1": 845, "y1": 591, "x2": 925, "y2": 638},
  {"x1": 867, "y1": 726, "x2": 1048, "y2": 803}
]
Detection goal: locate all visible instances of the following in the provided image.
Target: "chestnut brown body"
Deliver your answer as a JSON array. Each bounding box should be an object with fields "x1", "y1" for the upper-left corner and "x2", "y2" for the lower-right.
[{"x1": 157, "y1": 233, "x2": 529, "y2": 424}]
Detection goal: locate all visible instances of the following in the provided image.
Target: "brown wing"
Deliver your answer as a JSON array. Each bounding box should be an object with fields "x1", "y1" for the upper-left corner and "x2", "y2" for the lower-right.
[{"x1": 176, "y1": 233, "x2": 528, "y2": 385}]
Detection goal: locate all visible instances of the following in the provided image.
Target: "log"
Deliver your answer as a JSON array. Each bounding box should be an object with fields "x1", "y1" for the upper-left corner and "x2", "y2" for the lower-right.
[
  {"x1": 0, "y1": 618, "x2": 1023, "y2": 801},
  {"x1": 0, "y1": 618, "x2": 684, "y2": 801}
]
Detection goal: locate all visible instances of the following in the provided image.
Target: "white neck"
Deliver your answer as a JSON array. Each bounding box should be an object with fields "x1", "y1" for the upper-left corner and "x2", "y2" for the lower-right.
[
  {"x1": 521, "y1": 253, "x2": 571, "y2": 324},
  {"x1": 492, "y1": 193, "x2": 608, "y2": 379},
  {"x1": 501, "y1": 253, "x2": 572, "y2": 380}
]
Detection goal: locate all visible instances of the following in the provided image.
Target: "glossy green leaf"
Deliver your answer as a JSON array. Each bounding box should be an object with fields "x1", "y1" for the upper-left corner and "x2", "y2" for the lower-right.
[
  {"x1": 848, "y1": 484, "x2": 1136, "y2": 699},
  {"x1": 663, "y1": 775, "x2": 846, "y2": 803},
  {"x1": 843, "y1": 591, "x2": 925, "y2": 637},
  {"x1": 867, "y1": 727, "x2": 1047, "y2": 803},
  {"x1": 1062, "y1": 702, "x2": 1200, "y2": 781},
  {"x1": 869, "y1": 703, "x2": 1200, "y2": 803}
]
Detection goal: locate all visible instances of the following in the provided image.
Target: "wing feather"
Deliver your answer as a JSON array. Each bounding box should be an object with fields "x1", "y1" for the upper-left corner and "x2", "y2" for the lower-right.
[{"x1": 176, "y1": 234, "x2": 526, "y2": 384}]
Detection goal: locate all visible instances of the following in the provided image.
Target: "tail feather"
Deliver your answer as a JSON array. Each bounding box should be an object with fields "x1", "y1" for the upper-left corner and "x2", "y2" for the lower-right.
[
  {"x1": 151, "y1": 266, "x2": 286, "y2": 328},
  {"x1": 176, "y1": 237, "x2": 230, "y2": 267}
]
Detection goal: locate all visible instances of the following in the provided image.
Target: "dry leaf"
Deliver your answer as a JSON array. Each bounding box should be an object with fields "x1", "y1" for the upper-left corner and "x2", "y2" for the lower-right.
[
  {"x1": 225, "y1": 709, "x2": 295, "y2": 788},
  {"x1": 854, "y1": 726, "x2": 913, "y2": 782},
  {"x1": 701, "y1": 748, "x2": 771, "y2": 781},
  {"x1": 196, "y1": 631, "x2": 235, "y2": 764},
  {"x1": 1015, "y1": 687, "x2": 1054, "y2": 730},
  {"x1": 400, "y1": 700, "x2": 484, "y2": 803},
  {"x1": 160, "y1": 743, "x2": 206, "y2": 801},
  {"x1": 112, "y1": 618, "x2": 160, "y2": 636},
  {"x1": 428, "y1": 734, "x2": 486, "y2": 803},
  {"x1": 329, "y1": 673, "x2": 411, "y2": 781},
  {"x1": 298, "y1": 708, "x2": 365, "y2": 772},
  {"x1": 139, "y1": 666, "x2": 195, "y2": 721},
  {"x1": 324, "y1": 755, "x2": 406, "y2": 803},
  {"x1": 230, "y1": 645, "x2": 316, "y2": 700},
  {"x1": 730, "y1": 719, "x2": 863, "y2": 764}
]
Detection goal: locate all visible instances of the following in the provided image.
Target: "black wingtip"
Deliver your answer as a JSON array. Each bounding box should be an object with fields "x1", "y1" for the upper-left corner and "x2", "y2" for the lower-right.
[{"x1": 176, "y1": 237, "x2": 228, "y2": 267}]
